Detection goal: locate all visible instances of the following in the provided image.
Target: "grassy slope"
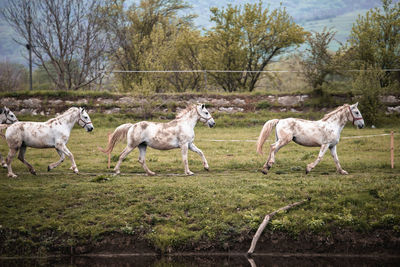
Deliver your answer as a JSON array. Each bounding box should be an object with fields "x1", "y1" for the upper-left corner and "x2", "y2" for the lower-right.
[{"x1": 0, "y1": 113, "x2": 399, "y2": 255}]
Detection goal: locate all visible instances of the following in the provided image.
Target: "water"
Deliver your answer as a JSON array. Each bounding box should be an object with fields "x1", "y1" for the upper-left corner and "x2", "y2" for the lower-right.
[{"x1": 1, "y1": 253, "x2": 399, "y2": 266}]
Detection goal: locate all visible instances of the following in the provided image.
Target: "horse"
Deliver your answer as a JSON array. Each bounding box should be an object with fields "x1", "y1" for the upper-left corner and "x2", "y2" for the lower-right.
[
  {"x1": 0, "y1": 107, "x2": 18, "y2": 167},
  {"x1": 99, "y1": 103, "x2": 215, "y2": 176},
  {"x1": 256, "y1": 103, "x2": 365, "y2": 175},
  {"x1": 4, "y1": 107, "x2": 94, "y2": 178}
]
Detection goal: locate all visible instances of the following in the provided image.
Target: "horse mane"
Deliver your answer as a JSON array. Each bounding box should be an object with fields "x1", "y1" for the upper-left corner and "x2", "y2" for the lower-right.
[
  {"x1": 321, "y1": 104, "x2": 349, "y2": 121},
  {"x1": 175, "y1": 104, "x2": 196, "y2": 119},
  {"x1": 45, "y1": 107, "x2": 79, "y2": 122}
]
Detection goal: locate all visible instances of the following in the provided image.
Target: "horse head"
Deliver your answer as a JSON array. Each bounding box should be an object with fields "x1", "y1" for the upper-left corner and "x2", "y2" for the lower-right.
[
  {"x1": 348, "y1": 102, "x2": 365, "y2": 129},
  {"x1": 77, "y1": 107, "x2": 94, "y2": 132},
  {"x1": 0, "y1": 106, "x2": 18, "y2": 124},
  {"x1": 196, "y1": 104, "x2": 215, "y2": 128}
]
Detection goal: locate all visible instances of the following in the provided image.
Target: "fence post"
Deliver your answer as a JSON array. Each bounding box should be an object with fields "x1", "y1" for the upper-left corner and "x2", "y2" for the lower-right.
[
  {"x1": 204, "y1": 70, "x2": 207, "y2": 91},
  {"x1": 391, "y1": 131, "x2": 394, "y2": 169}
]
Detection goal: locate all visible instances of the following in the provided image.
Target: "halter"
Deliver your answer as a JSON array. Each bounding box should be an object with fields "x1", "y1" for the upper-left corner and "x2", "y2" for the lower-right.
[
  {"x1": 196, "y1": 107, "x2": 213, "y2": 122},
  {"x1": 78, "y1": 118, "x2": 92, "y2": 128},
  {"x1": 348, "y1": 106, "x2": 363, "y2": 125},
  {"x1": 5, "y1": 116, "x2": 17, "y2": 124}
]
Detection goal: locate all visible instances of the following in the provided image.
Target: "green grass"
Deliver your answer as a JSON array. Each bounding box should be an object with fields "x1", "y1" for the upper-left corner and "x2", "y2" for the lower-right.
[{"x1": 0, "y1": 116, "x2": 399, "y2": 255}]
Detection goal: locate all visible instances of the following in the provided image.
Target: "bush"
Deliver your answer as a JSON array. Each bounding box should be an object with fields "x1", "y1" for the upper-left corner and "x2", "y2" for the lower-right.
[{"x1": 352, "y1": 68, "x2": 384, "y2": 126}]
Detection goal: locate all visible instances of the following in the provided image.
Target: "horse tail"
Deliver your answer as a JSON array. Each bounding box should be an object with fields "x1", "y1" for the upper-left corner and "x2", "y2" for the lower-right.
[
  {"x1": 98, "y1": 123, "x2": 133, "y2": 154},
  {"x1": 256, "y1": 119, "x2": 279, "y2": 155}
]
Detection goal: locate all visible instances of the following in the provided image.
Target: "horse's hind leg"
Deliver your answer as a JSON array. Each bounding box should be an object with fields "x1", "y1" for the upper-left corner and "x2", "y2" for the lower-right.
[
  {"x1": 48, "y1": 149, "x2": 65, "y2": 171},
  {"x1": 114, "y1": 145, "x2": 135, "y2": 175},
  {"x1": 262, "y1": 133, "x2": 292, "y2": 174},
  {"x1": 6, "y1": 148, "x2": 18, "y2": 178},
  {"x1": 189, "y1": 143, "x2": 209, "y2": 171},
  {"x1": 138, "y1": 144, "x2": 155, "y2": 176},
  {"x1": 18, "y1": 144, "x2": 36, "y2": 175},
  {"x1": 306, "y1": 144, "x2": 329, "y2": 174},
  {"x1": 329, "y1": 145, "x2": 348, "y2": 175}
]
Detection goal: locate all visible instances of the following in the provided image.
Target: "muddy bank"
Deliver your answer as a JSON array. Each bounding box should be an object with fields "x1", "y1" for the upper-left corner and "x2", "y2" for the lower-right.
[{"x1": 1, "y1": 229, "x2": 399, "y2": 257}]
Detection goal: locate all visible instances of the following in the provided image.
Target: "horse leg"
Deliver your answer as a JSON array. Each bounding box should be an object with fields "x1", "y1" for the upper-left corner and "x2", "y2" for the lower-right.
[
  {"x1": 262, "y1": 134, "x2": 292, "y2": 174},
  {"x1": 114, "y1": 145, "x2": 135, "y2": 175},
  {"x1": 0, "y1": 152, "x2": 6, "y2": 168},
  {"x1": 330, "y1": 145, "x2": 348, "y2": 175},
  {"x1": 6, "y1": 148, "x2": 18, "y2": 178},
  {"x1": 138, "y1": 144, "x2": 155, "y2": 176},
  {"x1": 48, "y1": 149, "x2": 65, "y2": 171},
  {"x1": 189, "y1": 143, "x2": 209, "y2": 171},
  {"x1": 181, "y1": 143, "x2": 194, "y2": 176},
  {"x1": 57, "y1": 143, "x2": 79, "y2": 174},
  {"x1": 306, "y1": 144, "x2": 329, "y2": 174},
  {"x1": 18, "y1": 144, "x2": 36, "y2": 175}
]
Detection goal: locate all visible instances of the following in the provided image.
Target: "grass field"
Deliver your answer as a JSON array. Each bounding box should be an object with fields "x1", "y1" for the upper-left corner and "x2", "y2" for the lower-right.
[{"x1": 0, "y1": 115, "x2": 399, "y2": 255}]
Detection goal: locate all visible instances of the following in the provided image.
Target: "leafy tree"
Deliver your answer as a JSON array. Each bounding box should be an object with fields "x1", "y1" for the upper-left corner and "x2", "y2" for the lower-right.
[
  {"x1": 348, "y1": 0, "x2": 400, "y2": 86},
  {"x1": 203, "y1": 1, "x2": 307, "y2": 92},
  {"x1": 102, "y1": 0, "x2": 194, "y2": 92},
  {"x1": 300, "y1": 28, "x2": 339, "y2": 95}
]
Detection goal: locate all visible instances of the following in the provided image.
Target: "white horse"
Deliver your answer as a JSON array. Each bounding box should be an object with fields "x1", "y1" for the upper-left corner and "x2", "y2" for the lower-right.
[
  {"x1": 5, "y1": 107, "x2": 93, "y2": 178},
  {"x1": 0, "y1": 107, "x2": 18, "y2": 167},
  {"x1": 256, "y1": 103, "x2": 365, "y2": 175},
  {"x1": 99, "y1": 103, "x2": 215, "y2": 176}
]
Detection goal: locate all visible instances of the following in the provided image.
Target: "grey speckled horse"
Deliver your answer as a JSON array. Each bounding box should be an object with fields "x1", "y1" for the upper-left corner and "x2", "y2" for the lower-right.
[
  {"x1": 99, "y1": 103, "x2": 215, "y2": 176},
  {"x1": 5, "y1": 107, "x2": 93, "y2": 178},
  {"x1": 256, "y1": 103, "x2": 365, "y2": 175}
]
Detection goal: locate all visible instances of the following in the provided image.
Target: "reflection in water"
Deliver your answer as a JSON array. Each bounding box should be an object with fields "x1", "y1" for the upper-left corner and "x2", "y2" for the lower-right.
[{"x1": 1, "y1": 254, "x2": 400, "y2": 266}]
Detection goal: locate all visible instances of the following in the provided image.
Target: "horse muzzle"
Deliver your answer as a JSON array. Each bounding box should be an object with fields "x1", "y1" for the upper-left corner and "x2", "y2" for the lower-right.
[
  {"x1": 208, "y1": 120, "x2": 216, "y2": 128},
  {"x1": 86, "y1": 125, "x2": 94, "y2": 132}
]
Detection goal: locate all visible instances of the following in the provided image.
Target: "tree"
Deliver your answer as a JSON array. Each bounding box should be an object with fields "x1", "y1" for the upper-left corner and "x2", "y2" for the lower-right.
[
  {"x1": 348, "y1": 0, "x2": 400, "y2": 85},
  {"x1": 300, "y1": 28, "x2": 338, "y2": 94},
  {"x1": 203, "y1": 1, "x2": 307, "y2": 92},
  {"x1": 0, "y1": 60, "x2": 27, "y2": 91},
  {"x1": 102, "y1": 0, "x2": 194, "y2": 92},
  {"x1": 2, "y1": 0, "x2": 109, "y2": 90}
]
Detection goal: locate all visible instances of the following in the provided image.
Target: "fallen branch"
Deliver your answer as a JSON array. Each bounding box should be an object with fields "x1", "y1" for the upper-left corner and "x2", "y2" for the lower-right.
[{"x1": 247, "y1": 197, "x2": 311, "y2": 256}]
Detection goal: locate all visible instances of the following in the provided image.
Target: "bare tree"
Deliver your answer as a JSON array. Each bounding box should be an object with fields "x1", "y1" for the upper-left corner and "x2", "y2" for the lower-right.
[{"x1": 2, "y1": 0, "x2": 109, "y2": 90}]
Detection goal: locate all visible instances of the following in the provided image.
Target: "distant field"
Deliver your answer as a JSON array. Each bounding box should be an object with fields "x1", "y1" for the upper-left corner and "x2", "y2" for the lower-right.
[{"x1": 0, "y1": 116, "x2": 399, "y2": 255}]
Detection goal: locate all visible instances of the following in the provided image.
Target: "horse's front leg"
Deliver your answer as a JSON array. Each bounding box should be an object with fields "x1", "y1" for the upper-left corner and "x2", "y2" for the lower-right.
[
  {"x1": 57, "y1": 143, "x2": 79, "y2": 174},
  {"x1": 48, "y1": 149, "x2": 65, "y2": 171},
  {"x1": 6, "y1": 148, "x2": 18, "y2": 178},
  {"x1": 181, "y1": 143, "x2": 193, "y2": 176},
  {"x1": 329, "y1": 145, "x2": 348, "y2": 175},
  {"x1": 188, "y1": 143, "x2": 209, "y2": 171},
  {"x1": 306, "y1": 144, "x2": 329, "y2": 174},
  {"x1": 0, "y1": 152, "x2": 7, "y2": 168}
]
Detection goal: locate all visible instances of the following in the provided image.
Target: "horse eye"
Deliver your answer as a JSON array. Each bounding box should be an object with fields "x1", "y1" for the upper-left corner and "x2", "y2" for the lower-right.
[{"x1": 205, "y1": 112, "x2": 209, "y2": 115}]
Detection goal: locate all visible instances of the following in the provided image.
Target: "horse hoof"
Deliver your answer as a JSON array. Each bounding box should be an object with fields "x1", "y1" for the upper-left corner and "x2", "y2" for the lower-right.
[
  {"x1": 340, "y1": 170, "x2": 348, "y2": 175},
  {"x1": 186, "y1": 171, "x2": 194, "y2": 176},
  {"x1": 305, "y1": 169, "x2": 310, "y2": 174},
  {"x1": 8, "y1": 174, "x2": 17, "y2": 178},
  {"x1": 31, "y1": 170, "x2": 37, "y2": 175},
  {"x1": 2, "y1": 164, "x2": 7, "y2": 168},
  {"x1": 261, "y1": 169, "x2": 268, "y2": 175},
  {"x1": 204, "y1": 167, "x2": 209, "y2": 171},
  {"x1": 47, "y1": 166, "x2": 51, "y2": 171},
  {"x1": 146, "y1": 171, "x2": 156, "y2": 176}
]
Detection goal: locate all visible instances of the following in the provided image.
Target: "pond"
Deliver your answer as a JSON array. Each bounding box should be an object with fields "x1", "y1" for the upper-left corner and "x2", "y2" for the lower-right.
[{"x1": 1, "y1": 253, "x2": 400, "y2": 267}]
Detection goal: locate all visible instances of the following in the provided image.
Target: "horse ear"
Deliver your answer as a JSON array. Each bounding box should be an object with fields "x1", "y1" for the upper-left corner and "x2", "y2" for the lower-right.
[
  {"x1": 355, "y1": 102, "x2": 359, "y2": 107},
  {"x1": 201, "y1": 104, "x2": 205, "y2": 109}
]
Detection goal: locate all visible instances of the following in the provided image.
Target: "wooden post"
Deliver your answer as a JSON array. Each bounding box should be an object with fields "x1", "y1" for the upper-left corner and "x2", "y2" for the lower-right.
[{"x1": 391, "y1": 131, "x2": 394, "y2": 169}]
